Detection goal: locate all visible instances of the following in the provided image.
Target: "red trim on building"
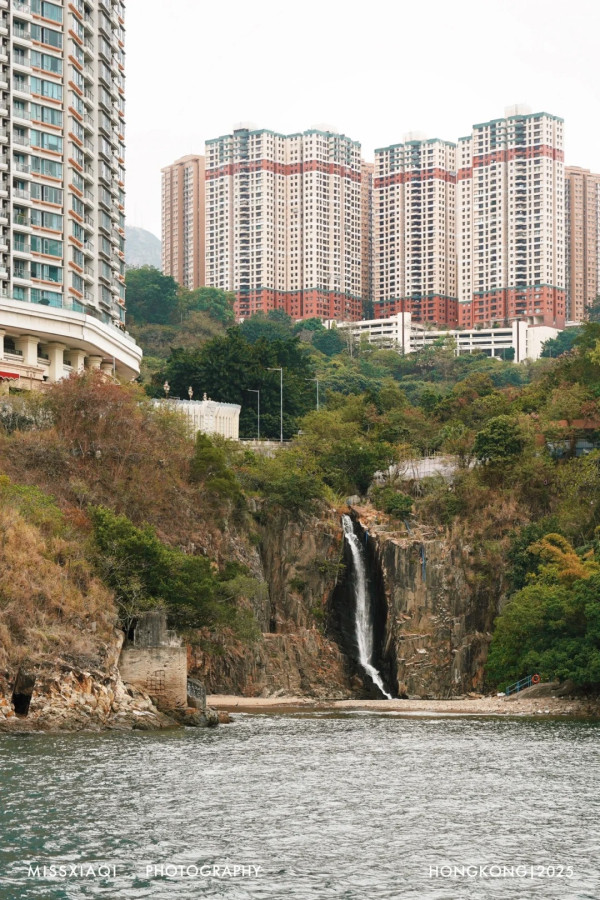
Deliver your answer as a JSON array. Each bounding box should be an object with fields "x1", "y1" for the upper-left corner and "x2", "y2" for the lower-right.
[
  {"x1": 374, "y1": 296, "x2": 459, "y2": 327},
  {"x1": 206, "y1": 159, "x2": 360, "y2": 182},
  {"x1": 374, "y1": 168, "x2": 457, "y2": 189},
  {"x1": 234, "y1": 289, "x2": 362, "y2": 322}
]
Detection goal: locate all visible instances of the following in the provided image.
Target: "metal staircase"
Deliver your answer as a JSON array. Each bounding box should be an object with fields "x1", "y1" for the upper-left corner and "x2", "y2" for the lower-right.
[{"x1": 505, "y1": 674, "x2": 539, "y2": 696}]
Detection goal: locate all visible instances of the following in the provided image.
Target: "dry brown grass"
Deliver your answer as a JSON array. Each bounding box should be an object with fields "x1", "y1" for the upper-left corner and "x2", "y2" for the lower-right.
[
  {"x1": 0, "y1": 373, "x2": 247, "y2": 561},
  {"x1": 0, "y1": 503, "x2": 116, "y2": 672}
]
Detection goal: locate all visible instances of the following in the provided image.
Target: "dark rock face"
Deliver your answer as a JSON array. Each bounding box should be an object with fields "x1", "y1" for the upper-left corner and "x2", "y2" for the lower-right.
[
  {"x1": 354, "y1": 511, "x2": 499, "y2": 697},
  {"x1": 190, "y1": 506, "x2": 356, "y2": 699},
  {"x1": 192, "y1": 503, "x2": 501, "y2": 700},
  {"x1": 11, "y1": 668, "x2": 36, "y2": 716}
]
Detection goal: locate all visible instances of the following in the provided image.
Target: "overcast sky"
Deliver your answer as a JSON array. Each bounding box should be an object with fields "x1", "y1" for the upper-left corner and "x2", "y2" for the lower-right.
[{"x1": 126, "y1": 0, "x2": 600, "y2": 238}]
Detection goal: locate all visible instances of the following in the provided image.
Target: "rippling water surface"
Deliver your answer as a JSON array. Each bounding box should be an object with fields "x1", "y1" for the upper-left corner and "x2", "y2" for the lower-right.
[{"x1": 1, "y1": 711, "x2": 599, "y2": 898}]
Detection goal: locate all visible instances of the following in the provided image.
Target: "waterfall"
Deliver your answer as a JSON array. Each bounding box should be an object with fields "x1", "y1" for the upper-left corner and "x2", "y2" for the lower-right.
[{"x1": 341, "y1": 515, "x2": 392, "y2": 700}]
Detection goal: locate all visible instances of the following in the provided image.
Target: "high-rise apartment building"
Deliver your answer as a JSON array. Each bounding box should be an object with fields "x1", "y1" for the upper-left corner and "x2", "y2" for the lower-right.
[
  {"x1": 374, "y1": 135, "x2": 458, "y2": 325},
  {"x1": 161, "y1": 154, "x2": 205, "y2": 290},
  {"x1": 360, "y1": 160, "x2": 373, "y2": 314},
  {"x1": 457, "y1": 108, "x2": 565, "y2": 328},
  {"x1": 374, "y1": 108, "x2": 566, "y2": 330},
  {"x1": 204, "y1": 125, "x2": 363, "y2": 321},
  {"x1": 565, "y1": 166, "x2": 600, "y2": 321},
  {"x1": 0, "y1": 0, "x2": 141, "y2": 387}
]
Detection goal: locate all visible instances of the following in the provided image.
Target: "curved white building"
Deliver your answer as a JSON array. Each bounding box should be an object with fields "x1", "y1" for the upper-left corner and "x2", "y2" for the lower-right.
[
  {"x1": 0, "y1": 294, "x2": 141, "y2": 386},
  {"x1": 0, "y1": 0, "x2": 141, "y2": 388}
]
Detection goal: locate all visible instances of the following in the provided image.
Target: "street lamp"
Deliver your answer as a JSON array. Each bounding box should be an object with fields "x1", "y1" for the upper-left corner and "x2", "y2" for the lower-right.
[
  {"x1": 267, "y1": 367, "x2": 283, "y2": 443},
  {"x1": 310, "y1": 377, "x2": 320, "y2": 410},
  {"x1": 246, "y1": 389, "x2": 260, "y2": 440}
]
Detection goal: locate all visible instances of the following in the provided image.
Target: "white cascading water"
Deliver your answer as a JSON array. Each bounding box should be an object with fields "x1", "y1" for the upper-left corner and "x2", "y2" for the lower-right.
[{"x1": 341, "y1": 515, "x2": 392, "y2": 700}]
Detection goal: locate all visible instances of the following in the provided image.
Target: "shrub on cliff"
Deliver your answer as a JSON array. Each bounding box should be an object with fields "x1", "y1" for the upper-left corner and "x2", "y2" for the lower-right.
[
  {"x1": 237, "y1": 448, "x2": 325, "y2": 514},
  {"x1": 371, "y1": 485, "x2": 413, "y2": 521},
  {"x1": 486, "y1": 533, "x2": 600, "y2": 689},
  {"x1": 90, "y1": 506, "x2": 221, "y2": 630},
  {"x1": 190, "y1": 433, "x2": 241, "y2": 504}
]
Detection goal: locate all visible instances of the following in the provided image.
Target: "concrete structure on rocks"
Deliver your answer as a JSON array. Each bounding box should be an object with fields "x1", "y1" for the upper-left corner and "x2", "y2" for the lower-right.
[{"x1": 119, "y1": 611, "x2": 187, "y2": 710}]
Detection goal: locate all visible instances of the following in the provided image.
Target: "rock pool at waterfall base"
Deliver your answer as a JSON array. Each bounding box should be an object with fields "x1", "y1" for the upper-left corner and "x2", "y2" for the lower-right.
[{"x1": 1, "y1": 712, "x2": 599, "y2": 899}]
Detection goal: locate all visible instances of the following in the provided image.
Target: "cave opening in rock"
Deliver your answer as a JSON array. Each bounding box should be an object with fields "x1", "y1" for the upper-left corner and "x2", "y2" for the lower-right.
[
  {"x1": 328, "y1": 517, "x2": 397, "y2": 698},
  {"x1": 11, "y1": 669, "x2": 36, "y2": 716}
]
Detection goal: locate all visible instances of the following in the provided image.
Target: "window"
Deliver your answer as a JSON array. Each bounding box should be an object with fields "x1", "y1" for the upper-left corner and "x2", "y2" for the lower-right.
[
  {"x1": 31, "y1": 0, "x2": 63, "y2": 23},
  {"x1": 31, "y1": 236, "x2": 63, "y2": 259},
  {"x1": 30, "y1": 209, "x2": 62, "y2": 230},
  {"x1": 31, "y1": 155, "x2": 62, "y2": 178},
  {"x1": 31, "y1": 51, "x2": 62, "y2": 75},
  {"x1": 70, "y1": 143, "x2": 84, "y2": 166},
  {"x1": 30, "y1": 129, "x2": 62, "y2": 153},
  {"x1": 30, "y1": 183, "x2": 63, "y2": 204},
  {"x1": 70, "y1": 117, "x2": 84, "y2": 141},
  {"x1": 30, "y1": 77, "x2": 62, "y2": 101},
  {"x1": 31, "y1": 288, "x2": 62, "y2": 306},
  {"x1": 30, "y1": 24, "x2": 62, "y2": 48},
  {"x1": 31, "y1": 103, "x2": 63, "y2": 127},
  {"x1": 72, "y1": 196, "x2": 84, "y2": 216},
  {"x1": 31, "y1": 262, "x2": 62, "y2": 283}
]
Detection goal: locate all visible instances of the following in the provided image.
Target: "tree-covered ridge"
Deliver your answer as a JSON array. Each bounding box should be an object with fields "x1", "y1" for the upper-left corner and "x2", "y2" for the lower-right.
[{"x1": 20, "y1": 267, "x2": 600, "y2": 689}]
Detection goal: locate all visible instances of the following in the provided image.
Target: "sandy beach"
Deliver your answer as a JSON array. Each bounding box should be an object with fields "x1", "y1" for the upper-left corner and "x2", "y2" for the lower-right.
[{"x1": 208, "y1": 692, "x2": 600, "y2": 718}]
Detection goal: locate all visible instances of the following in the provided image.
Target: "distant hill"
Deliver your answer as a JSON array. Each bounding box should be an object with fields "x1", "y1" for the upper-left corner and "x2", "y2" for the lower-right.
[{"x1": 125, "y1": 226, "x2": 162, "y2": 270}]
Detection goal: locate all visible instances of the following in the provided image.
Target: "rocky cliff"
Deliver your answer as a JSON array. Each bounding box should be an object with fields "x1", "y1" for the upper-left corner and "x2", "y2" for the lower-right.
[
  {"x1": 0, "y1": 630, "x2": 176, "y2": 733},
  {"x1": 350, "y1": 506, "x2": 500, "y2": 698},
  {"x1": 189, "y1": 506, "x2": 357, "y2": 698},
  {"x1": 191, "y1": 502, "x2": 502, "y2": 700}
]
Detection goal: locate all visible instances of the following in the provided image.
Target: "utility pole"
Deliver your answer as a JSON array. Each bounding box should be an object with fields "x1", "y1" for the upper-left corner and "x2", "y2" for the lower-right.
[
  {"x1": 246, "y1": 388, "x2": 260, "y2": 440},
  {"x1": 267, "y1": 367, "x2": 283, "y2": 442},
  {"x1": 310, "y1": 377, "x2": 320, "y2": 410}
]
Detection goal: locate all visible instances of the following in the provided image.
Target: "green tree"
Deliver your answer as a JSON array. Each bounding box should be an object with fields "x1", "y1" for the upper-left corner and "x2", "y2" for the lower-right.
[
  {"x1": 155, "y1": 329, "x2": 315, "y2": 439},
  {"x1": 182, "y1": 287, "x2": 235, "y2": 325},
  {"x1": 486, "y1": 534, "x2": 600, "y2": 688},
  {"x1": 312, "y1": 327, "x2": 345, "y2": 357},
  {"x1": 474, "y1": 415, "x2": 525, "y2": 464},
  {"x1": 240, "y1": 310, "x2": 294, "y2": 343},
  {"x1": 90, "y1": 505, "x2": 221, "y2": 629},
  {"x1": 541, "y1": 329, "x2": 580, "y2": 358},
  {"x1": 125, "y1": 266, "x2": 179, "y2": 325},
  {"x1": 190, "y1": 433, "x2": 241, "y2": 503}
]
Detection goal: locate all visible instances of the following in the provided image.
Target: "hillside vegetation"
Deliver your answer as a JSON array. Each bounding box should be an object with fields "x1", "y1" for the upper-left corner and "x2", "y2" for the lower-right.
[
  {"x1": 0, "y1": 374, "x2": 261, "y2": 674},
  {"x1": 132, "y1": 293, "x2": 600, "y2": 691},
  {"x1": 3, "y1": 269, "x2": 600, "y2": 692}
]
